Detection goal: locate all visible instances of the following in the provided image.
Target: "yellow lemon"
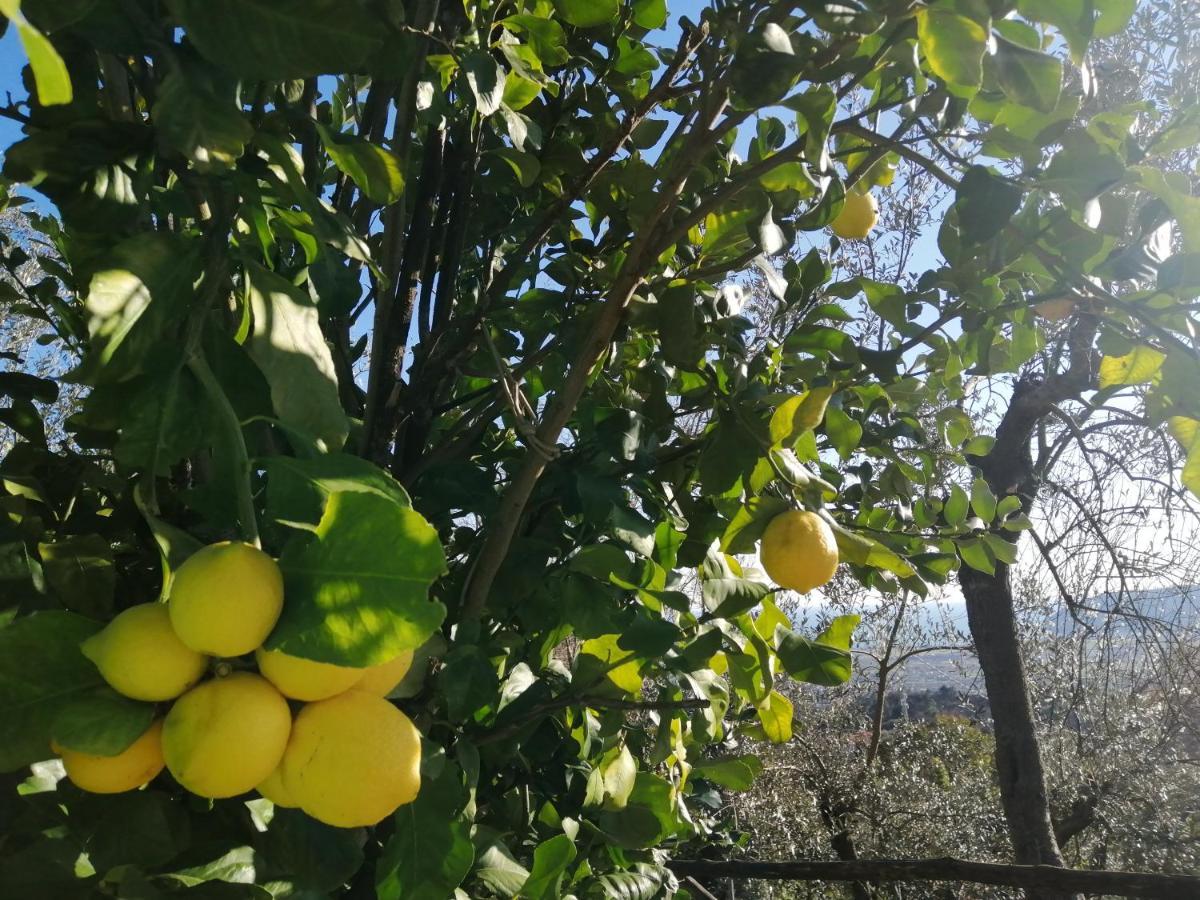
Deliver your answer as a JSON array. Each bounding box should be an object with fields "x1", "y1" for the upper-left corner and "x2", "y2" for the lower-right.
[
  {"x1": 81, "y1": 603, "x2": 208, "y2": 701},
  {"x1": 162, "y1": 672, "x2": 291, "y2": 799},
  {"x1": 168, "y1": 542, "x2": 284, "y2": 657},
  {"x1": 56, "y1": 720, "x2": 165, "y2": 794},
  {"x1": 256, "y1": 765, "x2": 299, "y2": 808},
  {"x1": 1034, "y1": 297, "x2": 1075, "y2": 322},
  {"x1": 354, "y1": 649, "x2": 415, "y2": 697},
  {"x1": 255, "y1": 647, "x2": 364, "y2": 701},
  {"x1": 760, "y1": 509, "x2": 839, "y2": 593},
  {"x1": 830, "y1": 191, "x2": 878, "y2": 240},
  {"x1": 281, "y1": 691, "x2": 421, "y2": 827}
]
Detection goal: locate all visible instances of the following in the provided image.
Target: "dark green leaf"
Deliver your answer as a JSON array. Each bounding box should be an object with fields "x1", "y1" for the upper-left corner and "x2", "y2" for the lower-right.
[
  {"x1": 72, "y1": 233, "x2": 199, "y2": 385},
  {"x1": 170, "y1": 0, "x2": 383, "y2": 79},
  {"x1": 269, "y1": 491, "x2": 447, "y2": 666},
  {"x1": 51, "y1": 687, "x2": 154, "y2": 756},
  {"x1": 954, "y1": 166, "x2": 1023, "y2": 246},
  {"x1": 38, "y1": 534, "x2": 113, "y2": 617},
  {"x1": 0, "y1": 611, "x2": 104, "y2": 771},
  {"x1": 439, "y1": 645, "x2": 500, "y2": 721},
  {"x1": 153, "y1": 66, "x2": 252, "y2": 172},
  {"x1": 261, "y1": 809, "x2": 365, "y2": 892}
]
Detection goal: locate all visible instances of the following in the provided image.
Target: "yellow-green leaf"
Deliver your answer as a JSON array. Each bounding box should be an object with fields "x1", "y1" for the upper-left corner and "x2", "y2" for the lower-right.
[
  {"x1": 0, "y1": 1, "x2": 72, "y2": 106},
  {"x1": 769, "y1": 386, "x2": 834, "y2": 448},
  {"x1": 755, "y1": 690, "x2": 793, "y2": 743},
  {"x1": 1098, "y1": 346, "x2": 1166, "y2": 388}
]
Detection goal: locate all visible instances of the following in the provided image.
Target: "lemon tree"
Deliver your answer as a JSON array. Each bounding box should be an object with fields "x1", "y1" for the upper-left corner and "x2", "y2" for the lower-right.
[{"x1": 1, "y1": 0, "x2": 1197, "y2": 898}]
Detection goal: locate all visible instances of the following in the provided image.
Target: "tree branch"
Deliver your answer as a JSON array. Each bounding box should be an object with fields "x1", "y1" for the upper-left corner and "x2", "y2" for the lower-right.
[{"x1": 665, "y1": 858, "x2": 1199, "y2": 898}]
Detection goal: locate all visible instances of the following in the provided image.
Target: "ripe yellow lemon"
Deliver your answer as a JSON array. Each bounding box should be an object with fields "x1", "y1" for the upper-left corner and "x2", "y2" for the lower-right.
[
  {"x1": 56, "y1": 720, "x2": 165, "y2": 794},
  {"x1": 1034, "y1": 297, "x2": 1075, "y2": 322},
  {"x1": 168, "y1": 542, "x2": 284, "y2": 657},
  {"x1": 354, "y1": 649, "x2": 415, "y2": 697},
  {"x1": 255, "y1": 647, "x2": 364, "y2": 701},
  {"x1": 81, "y1": 603, "x2": 208, "y2": 701},
  {"x1": 830, "y1": 191, "x2": 878, "y2": 240},
  {"x1": 256, "y1": 765, "x2": 299, "y2": 808},
  {"x1": 162, "y1": 672, "x2": 291, "y2": 799},
  {"x1": 281, "y1": 691, "x2": 421, "y2": 827},
  {"x1": 760, "y1": 509, "x2": 839, "y2": 593}
]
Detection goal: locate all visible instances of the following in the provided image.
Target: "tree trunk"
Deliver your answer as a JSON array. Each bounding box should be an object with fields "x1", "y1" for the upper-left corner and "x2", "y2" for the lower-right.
[
  {"x1": 960, "y1": 562, "x2": 1074, "y2": 898},
  {"x1": 956, "y1": 361, "x2": 1095, "y2": 900}
]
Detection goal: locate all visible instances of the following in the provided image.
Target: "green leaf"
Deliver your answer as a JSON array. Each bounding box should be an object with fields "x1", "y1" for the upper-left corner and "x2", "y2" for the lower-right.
[
  {"x1": 945, "y1": 484, "x2": 969, "y2": 526},
  {"x1": 770, "y1": 386, "x2": 834, "y2": 447},
  {"x1": 691, "y1": 755, "x2": 763, "y2": 790},
  {"x1": 170, "y1": 0, "x2": 383, "y2": 79},
  {"x1": 268, "y1": 491, "x2": 447, "y2": 666},
  {"x1": 262, "y1": 453, "x2": 411, "y2": 530},
  {"x1": 72, "y1": 233, "x2": 199, "y2": 385},
  {"x1": 776, "y1": 614, "x2": 859, "y2": 686},
  {"x1": 51, "y1": 687, "x2": 154, "y2": 756},
  {"x1": 824, "y1": 405, "x2": 862, "y2": 459},
  {"x1": 261, "y1": 809, "x2": 365, "y2": 892},
  {"x1": 520, "y1": 834, "x2": 577, "y2": 900},
  {"x1": 983, "y1": 533, "x2": 1019, "y2": 565},
  {"x1": 632, "y1": 0, "x2": 667, "y2": 29},
  {"x1": 916, "y1": 7, "x2": 989, "y2": 93},
  {"x1": 473, "y1": 836, "x2": 530, "y2": 898},
  {"x1": 970, "y1": 477, "x2": 997, "y2": 521},
  {"x1": 958, "y1": 537, "x2": 996, "y2": 574},
  {"x1": 246, "y1": 261, "x2": 349, "y2": 451},
  {"x1": 502, "y1": 15, "x2": 569, "y2": 67},
  {"x1": 0, "y1": 1, "x2": 73, "y2": 105},
  {"x1": 755, "y1": 690, "x2": 793, "y2": 743},
  {"x1": 317, "y1": 123, "x2": 405, "y2": 204},
  {"x1": 0, "y1": 611, "x2": 104, "y2": 772},
  {"x1": 829, "y1": 523, "x2": 916, "y2": 578},
  {"x1": 153, "y1": 66, "x2": 252, "y2": 172},
  {"x1": 492, "y1": 147, "x2": 541, "y2": 188},
  {"x1": 1093, "y1": 0, "x2": 1136, "y2": 38},
  {"x1": 954, "y1": 166, "x2": 1023, "y2": 246},
  {"x1": 1016, "y1": 0, "x2": 1092, "y2": 61},
  {"x1": 991, "y1": 36, "x2": 1063, "y2": 113},
  {"x1": 553, "y1": 0, "x2": 619, "y2": 28},
  {"x1": 463, "y1": 50, "x2": 505, "y2": 116},
  {"x1": 377, "y1": 761, "x2": 474, "y2": 900},
  {"x1": 720, "y1": 496, "x2": 791, "y2": 555}
]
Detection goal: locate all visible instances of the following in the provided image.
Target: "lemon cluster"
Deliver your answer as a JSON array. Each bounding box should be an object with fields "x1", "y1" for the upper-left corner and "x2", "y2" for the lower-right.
[{"x1": 59, "y1": 541, "x2": 422, "y2": 828}]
